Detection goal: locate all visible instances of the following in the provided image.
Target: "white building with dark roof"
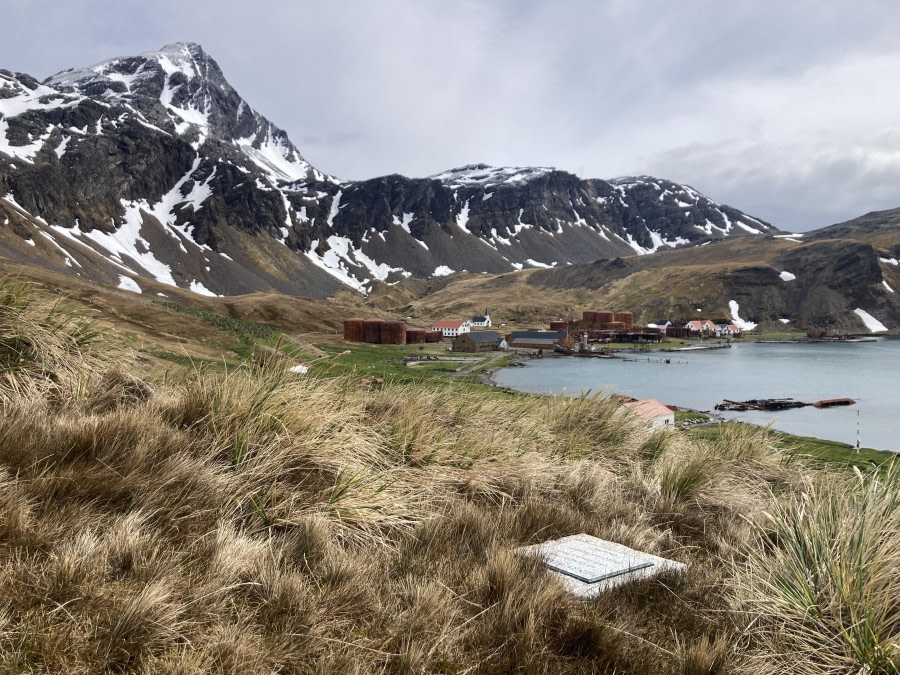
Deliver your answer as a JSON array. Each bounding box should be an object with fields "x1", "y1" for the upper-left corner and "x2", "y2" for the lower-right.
[{"x1": 470, "y1": 309, "x2": 492, "y2": 328}]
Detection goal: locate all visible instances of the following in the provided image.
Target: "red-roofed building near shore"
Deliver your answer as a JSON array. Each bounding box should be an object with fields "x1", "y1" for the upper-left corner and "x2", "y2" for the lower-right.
[
  {"x1": 432, "y1": 319, "x2": 472, "y2": 338},
  {"x1": 715, "y1": 323, "x2": 742, "y2": 337},
  {"x1": 684, "y1": 319, "x2": 718, "y2": 335},
  {"x1": 621, "y1": 399, "x2": 675, "y2": 429}
]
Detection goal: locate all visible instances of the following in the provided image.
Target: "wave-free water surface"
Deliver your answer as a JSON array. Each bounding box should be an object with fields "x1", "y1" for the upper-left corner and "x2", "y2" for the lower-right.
[{"x1": 492, "y1": 339, "x2": 900, "y2": 451}]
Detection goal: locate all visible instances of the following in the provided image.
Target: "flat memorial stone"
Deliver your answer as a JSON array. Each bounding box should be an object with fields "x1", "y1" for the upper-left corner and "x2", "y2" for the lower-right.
[{"x1": 517, "y1": 533, "x2": 686, "y2": 598}]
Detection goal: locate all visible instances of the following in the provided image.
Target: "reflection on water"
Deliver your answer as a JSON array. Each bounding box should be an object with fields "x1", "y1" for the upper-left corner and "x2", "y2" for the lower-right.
[{"x1": 492, "y1": 339, "x2": 900, "y2": 451}]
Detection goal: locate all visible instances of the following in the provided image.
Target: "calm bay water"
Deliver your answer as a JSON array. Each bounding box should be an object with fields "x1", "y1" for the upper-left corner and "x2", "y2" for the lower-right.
[{"x1": 492, "y1": 339, "x2": 900, "y2": 451}]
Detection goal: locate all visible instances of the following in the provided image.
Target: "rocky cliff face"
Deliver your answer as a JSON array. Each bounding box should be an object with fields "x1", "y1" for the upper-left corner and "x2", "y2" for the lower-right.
[
  {"x1": 1, "y1": 42, "x2": 777, "y2": 298},
  {"x1": 525, "y1": 228, "x2": 900, "y2": 334}
]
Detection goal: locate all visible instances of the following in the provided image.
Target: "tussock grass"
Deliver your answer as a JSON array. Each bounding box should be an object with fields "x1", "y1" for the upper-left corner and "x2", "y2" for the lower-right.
[
  {"x1": 0, "y1": 282, "x2": 890, "y2": 672},
  {"x1": 737, "y1": 464, "x2": 900, "y2": 674},
  {"x1": 0, "y1": 280, "x2": 116, "y2": 407}
]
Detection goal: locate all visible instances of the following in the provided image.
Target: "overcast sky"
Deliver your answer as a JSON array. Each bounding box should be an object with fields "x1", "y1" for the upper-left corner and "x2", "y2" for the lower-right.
[{"x1": 3, "y1": 0, "x2": 900, "y2": 231}]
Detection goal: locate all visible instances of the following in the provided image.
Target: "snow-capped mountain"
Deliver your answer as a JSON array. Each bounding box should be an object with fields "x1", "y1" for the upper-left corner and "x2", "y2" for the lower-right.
[
  {"x1": 44, "y1": 43, "x2": 323, "y2": 182},
  {"x1": 1, "y1": 43, "x2": 778, "y2": 298}
]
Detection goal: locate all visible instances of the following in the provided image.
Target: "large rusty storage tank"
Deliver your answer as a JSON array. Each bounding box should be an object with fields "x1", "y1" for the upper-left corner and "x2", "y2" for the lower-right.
[
  {"x1": 608, "y1": 321, "x2": 626, "y2": 331},
  {"x1": 343, "y1": 318, "x2": 364, "y2": 341},
  {"x1": 596, "y1": 311, "x2": 614, "y2": 327},
  {"x1": 362, "y1": 319, "x2": 383, "y2": 343},
  {"x1": 614, "y1": 312, "x2": 634, "y2": 329},
  {"x1": 549, "y1": 320, "x2": 566, "y2": 332},
  {"x1": 582, "y1": 310, "x2": 598, "y2": 325},
  {"x1": 425, "y1": 330, "x2": 443, "y2": 343},
  {"x1": 405, "y1": 328, "x2": 427, "y2": 344},
  {"x1": 379, "y1": 320, "x2": 407, "y2": 345}
]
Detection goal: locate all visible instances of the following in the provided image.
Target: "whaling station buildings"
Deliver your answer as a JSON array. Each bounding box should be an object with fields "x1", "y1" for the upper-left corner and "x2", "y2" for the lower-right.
[
  {"x1": 341, "y1": 311, "x2": 494, "y2": 346},
  {"x1": 343, "y1": 309, "x2": 743, "y2": 351}
]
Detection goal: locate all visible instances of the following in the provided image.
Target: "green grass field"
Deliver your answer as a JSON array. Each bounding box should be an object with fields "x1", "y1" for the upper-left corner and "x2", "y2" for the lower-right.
[{"x1": 689, "y1": 421, "x2": 896, "y2": 470}]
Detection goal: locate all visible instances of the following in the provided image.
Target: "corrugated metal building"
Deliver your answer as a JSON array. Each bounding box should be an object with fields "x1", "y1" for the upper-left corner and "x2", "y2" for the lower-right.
[
  {"x1": 506, "y1": 330, "x2": 567, "y2": 350},
  {"x1": 452, "y1": 330, "x2": 502, "y2": 353}
]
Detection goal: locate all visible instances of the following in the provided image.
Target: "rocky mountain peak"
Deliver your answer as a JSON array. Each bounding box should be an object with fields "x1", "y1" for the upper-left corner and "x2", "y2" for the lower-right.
[
  {"x1": 43, "y1": 42, "x2": 318, "y2": 183},
  {"x1": 429, "y1": 163, "x2": 557, "y2": 188}
]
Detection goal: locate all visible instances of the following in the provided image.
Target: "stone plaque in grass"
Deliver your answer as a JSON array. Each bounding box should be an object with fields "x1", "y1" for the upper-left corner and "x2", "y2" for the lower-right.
[{"x1": 517, "y1": 533, "x2": 686, "y2": 598}]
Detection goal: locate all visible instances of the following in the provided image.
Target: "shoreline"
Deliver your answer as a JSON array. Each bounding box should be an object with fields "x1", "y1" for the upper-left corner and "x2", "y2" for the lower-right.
[{"x1": 487, "y1": 353, "x2": 897, "y2": 455}]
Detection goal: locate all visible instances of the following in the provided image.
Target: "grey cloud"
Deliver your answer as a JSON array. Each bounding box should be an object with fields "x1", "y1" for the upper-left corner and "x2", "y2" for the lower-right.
[
  {"x1": 647, "y1": 131, "x2": 900, "y2": 230},
  {"x1": 2, "y1": 0, "x2": 900, "y2": 229}
]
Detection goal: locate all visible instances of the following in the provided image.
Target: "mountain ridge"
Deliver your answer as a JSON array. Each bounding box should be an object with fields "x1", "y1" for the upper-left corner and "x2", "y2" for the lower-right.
[{"x1": 2, "y1": 42, "x2": 781, "y2": 299}]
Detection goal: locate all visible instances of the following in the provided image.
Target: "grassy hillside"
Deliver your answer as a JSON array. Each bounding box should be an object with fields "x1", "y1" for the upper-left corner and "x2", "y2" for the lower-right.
[{"x1": 0, "y1": 280, "x2": 898, "y2": 673}]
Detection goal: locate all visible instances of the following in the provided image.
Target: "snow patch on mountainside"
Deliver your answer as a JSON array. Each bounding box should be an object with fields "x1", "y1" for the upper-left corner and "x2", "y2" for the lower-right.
[
  {"x1": 512, "y1": 209, "x2": 532, "y2": 236},
  {"x1": 622, "y1": 229, "x2": 690, "y2": 255},
  {"x1": 132, "y1": 160, "x2": 216, "y2": 251},
  {"x1": 525, "y1": 259, "x2": 553, "y2": 269},
  {"x1": 117, "y1": 276, "x2": 142, "y2": 293},
  {"x1": 431, "y1": 164, "x2": 554, "y2": 188},
  {"x1": 0, "y1": 119, "x2": 50, "y2": 163},
  {"x1": 0, "y1": 73, "x2": 83, "y2": 120},
  {"x1": 65, "y1": 205, "x2": 177, "y2": 285},
  {"x1": 37, "y1": 231, "x2": 81, "y2": 269},
  {"x1": 454, "y1": 199, "x2": 471, "y2": 235},
  {"x1": 305, "y1": 235, "x2": 411, "y2": 294},
  {"x1": 305, "y1": 239, "x2": 367, "y2": 293},
  {"x1": 236, "y1": 130, "x2": 311, "y2": 182},
  {"x1": 728, "y1": 300, "x2": 757, "y2": 331},
  {"x1": 189, "y1": 280, "x2": 219, "y2": 296},
  {"x1": 779, "y1": 270, "x2": 796, "y2": 281},
  {"x1": 326, "y1": 190, "x2": 342, "y2": 227},
  {"x1": 735, "y1": 221, "x2": 762, "y2": 234},
  {"x1": 393, "y1": 212, "x2": 427, "y2": 249},
  {"x1": 854, "y1": 308, "x2": 887, "y2": 332},
  {"x1": 53, "y1": 135, "x2": 70, "y2": 158}
]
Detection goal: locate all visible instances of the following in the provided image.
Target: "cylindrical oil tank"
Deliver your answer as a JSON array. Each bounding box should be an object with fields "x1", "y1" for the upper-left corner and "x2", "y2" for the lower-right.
[
  {"x1": 549, "y1": 320, "x2": 566, "y2": 332},
  {"x1": 614, "y1": 312, "x2": 634, "y2": 329},
  {"x1": 379, "y1": 320, "x2": 407, "y2": 345},
  {"x1": 405, "y1": 328, "x2": 427, "y2": 344},
  {"x1": 608, "y1": 321, "x2": 625, "y2": 331},
  {"x1": 425, "y1": 330, "x2": 443, "y2": 343},
  {"x1": 596, "y1": 311, "x2": 614, "y2": 327},
  {"x1": 362, "y1": 319, "x2": 383, "y2": 343},
  {"x1": 343, "y1": 318, "x2": 364, "y2": 341},
  {"x1": 582, "y1": 310, "x2": 597, "y2": 324}
]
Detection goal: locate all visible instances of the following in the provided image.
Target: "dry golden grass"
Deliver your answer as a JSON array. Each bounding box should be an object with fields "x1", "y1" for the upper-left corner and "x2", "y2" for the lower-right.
[
  {"x1": 736, "y1": 464, "x2": 900, "y2": 674},
  {"x1": 0, "y1": 281, "x2": 894, "y2": 673}
]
